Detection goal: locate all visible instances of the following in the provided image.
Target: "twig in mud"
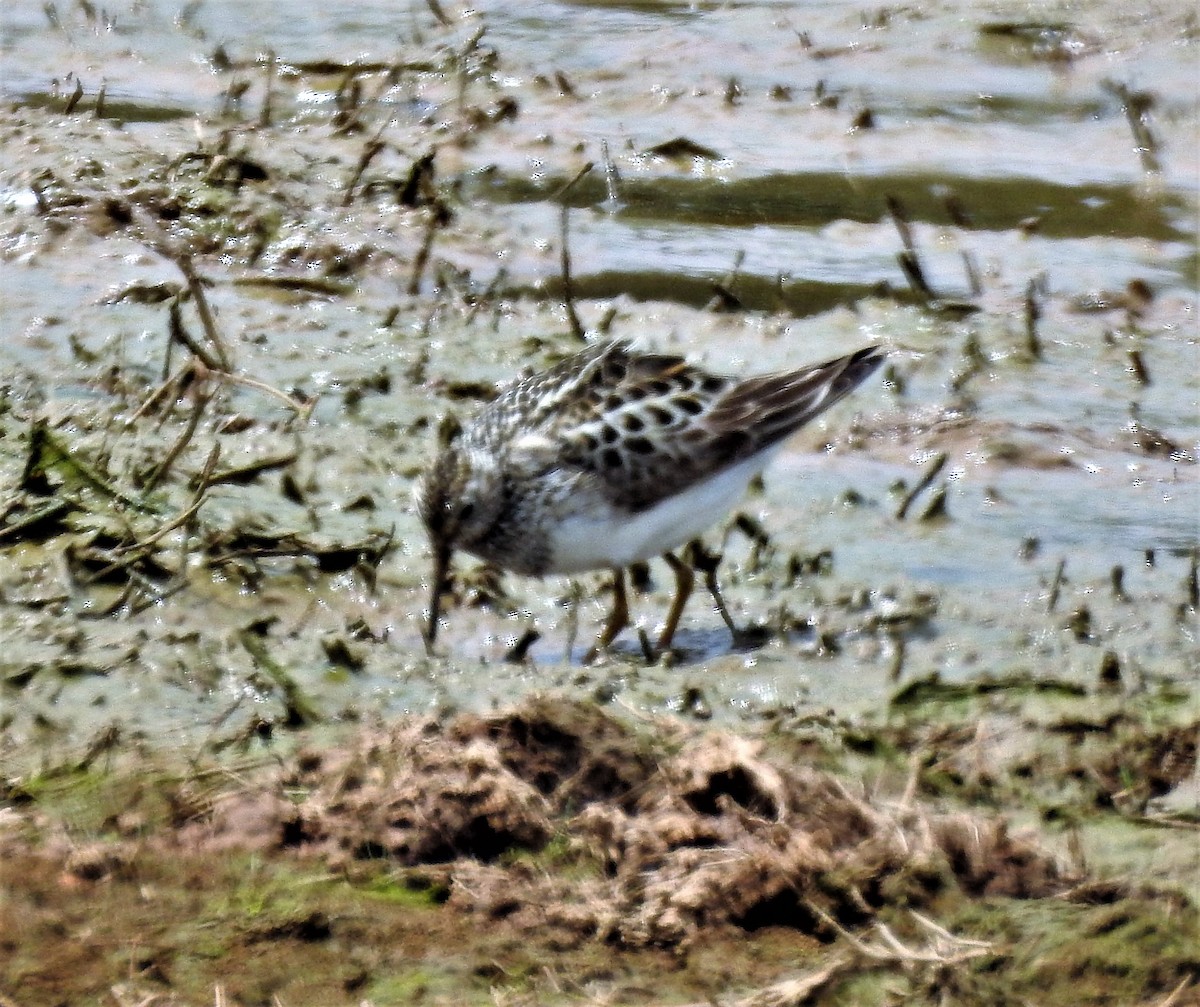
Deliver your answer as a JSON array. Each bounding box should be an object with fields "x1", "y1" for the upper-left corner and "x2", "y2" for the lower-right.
[
  {"x1": 172, "y1": 254, "x2": 232, "y2": 369},
  {"x1": 886, "y1": 194, "x2": 940, "y2": 302},
  {"x1": 600, "y1": 139, "x2": 622, "y2": 208},
  {"x1": 22, "y1": 419, "x2": 154, "y2": 512},
  {"x1": 76, "y1": 577, "x2": 138, "y2": 620},
  {"x1": 917, "y1": 484, "x2": 948, "y2": 521},
  {"x1": 637, "y1": 627, "x2": 656, "y2": 664},
  {"x1": 706, "y1": 249, "x2": 746, "y2": 312},
  {"x1": 64, "y1": 77, "x2": 84, "y2": 114},
  {"x1": 140, "y1": 379, "x2": 214, "y2": 494},
  {"x1": 1047, "y1": 557, "x2": 1067, "y2": 613},
  {"x1": 887, "y1": 629, "x2": 907, "y2": 682},
  {"x1": 943, "y1": 186, "x2": 983, "y2": 297},
  {"x1": 1103, "y1": 80, "x2": 1161, "y2": 173},
  {"x1": 961, "y1": 249, "x2": 982, "y2": 297},
  {"x1": 79, "y1": 467, "x2": 214, "y2": 587},
  {"x1": 399, "y1": 150, "x2": 437, "y2": 208},
  {"x1": 1127, "y1": 348, "x2": 1150, "y2": 385},
  {"x1": 134, "y1": 265, "x2": 313, "y2": 422},
  {"x1": 217, "y1": 371, "x2": 316, "y2": 420},
  {"x1": 342, "y1": 133, "x2": 387, "y2": 206},
  {"x1": 238, "y1": 626, "x2": 322, "y2": 727},
  {"x1": 886, "y1": 193, "x2": 915, "y2": 254},
  {"x1": 94, "y1": 80, "x2": 106, "y2": 119},
  {"x1": 895, "y1": 452, "x2": 947, "y2": 519},
  {"x1": 258, "y1": 49, "x2": 275, "y2": 128},
  {"x1": 503, "y1": 627, "x2": 540, "y2": 663},
  {"x1": 168, "y1": 294, "x2": 223, "y2": 372},
  {"x1": 1024, "y1": 278, "x2": 1043, "y2": 360},
  {"x1": 408, "y1": 208, "x2": 440, "y2": 296},
  {"x1": 0, "y1": 498, "x2": 73, "y2": 544},
  {"x1": 128, "y1": 448, "x2": 218, "y2": 552},
  {"x1": 425, "y1": 0, "x2": 453, "y2": 27},
  {"x1": 1110, "y1": 564, "x2": 1129, "y2": 602},
  {"x1": 553, "y1": 162, "x2": 594, "y2": 343},
  {"x1": 806, "y1": 900, "x2": 994, "y2": 966}
]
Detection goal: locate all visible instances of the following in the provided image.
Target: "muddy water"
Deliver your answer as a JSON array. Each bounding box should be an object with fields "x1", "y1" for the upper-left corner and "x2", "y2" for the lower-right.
[{"x1": 0, "y1": 0, "x2": 1197, "y2": 757}]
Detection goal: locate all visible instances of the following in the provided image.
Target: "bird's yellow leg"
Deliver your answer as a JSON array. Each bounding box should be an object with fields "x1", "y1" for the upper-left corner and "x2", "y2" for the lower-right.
[
  {"x1": 655, "y1": 551, "x2": 695, "y2": 654},
  {"x1": 584, "y1": 568, "x2": 630, "y2": 663}
]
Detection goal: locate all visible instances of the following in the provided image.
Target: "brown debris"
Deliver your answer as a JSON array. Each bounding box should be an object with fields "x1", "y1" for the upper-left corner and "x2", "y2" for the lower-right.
[{"x1": 157, "y1": 698, "x2": 1073, "y2": 950}]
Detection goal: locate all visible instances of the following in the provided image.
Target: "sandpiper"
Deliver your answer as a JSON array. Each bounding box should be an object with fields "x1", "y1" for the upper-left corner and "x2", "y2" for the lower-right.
[{"x1": 417, "y1": 339, "x2": 884, "y2": 659}]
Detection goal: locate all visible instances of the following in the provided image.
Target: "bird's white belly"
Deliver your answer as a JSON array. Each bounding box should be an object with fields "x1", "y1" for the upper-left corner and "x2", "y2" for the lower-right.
[{"x1": 546, "y1": 449, "x2": 778, "y2": 573}]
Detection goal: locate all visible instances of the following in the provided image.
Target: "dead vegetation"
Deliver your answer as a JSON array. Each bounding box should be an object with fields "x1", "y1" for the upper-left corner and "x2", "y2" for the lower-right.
[
  {"x1": 3, "y1": 695, "x2": 1197, "y2": 1006},
  {"x1": 133, "y1": 698, "x2": 1074, "y2": 947}
]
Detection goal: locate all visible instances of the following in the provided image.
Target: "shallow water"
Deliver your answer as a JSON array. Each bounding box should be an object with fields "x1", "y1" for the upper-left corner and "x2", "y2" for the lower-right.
[{"x1": 0, "y1": 0, "x2": 1197, "y2": 755}]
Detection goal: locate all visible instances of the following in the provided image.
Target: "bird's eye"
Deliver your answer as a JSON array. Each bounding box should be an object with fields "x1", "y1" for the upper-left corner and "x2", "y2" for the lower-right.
[{"x1": 459, "y1": 503, "x2": 475, "y2": 523}]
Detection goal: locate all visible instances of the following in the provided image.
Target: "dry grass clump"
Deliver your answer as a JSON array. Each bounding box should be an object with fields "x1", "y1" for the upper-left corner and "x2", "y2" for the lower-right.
[{"x1": 171, "y1": 697, "x2": 1071, "y2": 949}]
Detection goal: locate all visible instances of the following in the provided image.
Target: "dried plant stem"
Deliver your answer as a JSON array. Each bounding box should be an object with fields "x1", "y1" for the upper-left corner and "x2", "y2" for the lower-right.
[
  {"x1": 342, "y1": 133, "x2": 387, "y2": 207},
  {"x1": 141, "y1": 381, "x2": 214, "y2": 494},
  {"x1": 554, "y1": 162, "x2": 594, "y2": 343},
  {"x1": 896, "y1": 452, "x2": 947, "y2": 519},
  {"x1": 408, "y1": 208, "x2": 440, "y2": 296},
  {"x1": 173, "y1": 254, "x2": 232, "y2": 370}
]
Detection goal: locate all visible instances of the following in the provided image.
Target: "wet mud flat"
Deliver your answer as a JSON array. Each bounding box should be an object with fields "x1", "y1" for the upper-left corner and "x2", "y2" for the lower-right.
[{"x1": 2, "y1": 1, "x2": 1199, "y2": 1005}]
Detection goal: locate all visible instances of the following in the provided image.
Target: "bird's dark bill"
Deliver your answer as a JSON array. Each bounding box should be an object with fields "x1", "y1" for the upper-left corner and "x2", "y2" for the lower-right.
[{"x1": 423, "y1": 544, "x2": 452, "y2": 652}]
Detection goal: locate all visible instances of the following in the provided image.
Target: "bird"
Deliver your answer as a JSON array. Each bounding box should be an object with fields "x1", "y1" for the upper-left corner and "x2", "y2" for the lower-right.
[{"x1": 416, "y1": 339, "x2": 884, "y2": 660}]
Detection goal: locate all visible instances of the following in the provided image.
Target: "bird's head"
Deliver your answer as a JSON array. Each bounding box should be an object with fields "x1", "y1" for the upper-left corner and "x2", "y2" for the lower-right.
[{"x1": 415, "y1": 415, "x2": 504, "y2": 650}]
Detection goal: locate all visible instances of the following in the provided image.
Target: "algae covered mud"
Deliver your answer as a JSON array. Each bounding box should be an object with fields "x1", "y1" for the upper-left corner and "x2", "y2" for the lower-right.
[{"x1": 1, "y1": 1, "x2": 1198, "y2": 1004}]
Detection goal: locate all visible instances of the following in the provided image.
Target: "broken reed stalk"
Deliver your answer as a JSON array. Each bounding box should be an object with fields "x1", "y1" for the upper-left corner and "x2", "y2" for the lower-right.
[
  {"x1": 600, "y1": 139, "x2": 621, "y2": 206},
  {"x1": 553, "y1": 161, "x2": 594, "y2": 343},
  {"x1": 64, "y1": 77, "x2": 84, "y2": 114},
  {"x1": 1047, "y1": 558, "x2": 1067, "y2": 613},
  {"x1": 146, "y1": 294, "x2": 312, "y2": 421},
  {"x1": 425, "y1": 0, "x2": 453, "y2": 27},
  {"x1": 706, "y1": 249, "x2": 746, "y2": 312},
  {"x1": 961, "y1": 249, "x2": 983, "y2": 297},
  {"x1": 1127, "y1": 349, "x2": 1149, "y2": 385},
  {"x1": 502, "y1": 628, "x2": 540, "y2": 663},
  {"x1": 896, "y1": 452, "x2": 947, "y2": 519},
  {"x1": 1103, "y1": 80, "x2": 1161, "y2": 173},
  {"x1": 81, "y1": 445, "x2": 220, "y2": 586},
  {"x1": 258, "y1": 49, "x2": 275, "y2": 128},
  {"x1": 342, "y1": 133, "x2": 387, "y2": 207},
  {"x1": 168, "y1": 295, "x2": 222, "y2": 371},
  {"x1": 886, "y1": 195, "x2": 935, "y2": 301},
  {"x1": 141, "y1": 380, "x2": 214, "y2": 494},
  {"x1": 217, "y1": 371, "x2": 315, "y2": 420},
  {"x1": 1024, "y1": 278, "x2": 1043, "y2": 359},
  {"x1": 173, "y1": 254, "x2": 232, "y2": 370},
  {"x1": 885, "y1": 194, "x2": 916, "y2": 255},
  {"x1": 407, "y1": 208, "x2": 440, "y2": 296}
]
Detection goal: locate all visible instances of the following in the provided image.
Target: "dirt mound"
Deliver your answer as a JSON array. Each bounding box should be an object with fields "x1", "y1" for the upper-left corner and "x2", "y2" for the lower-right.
[{"x1": 168, "y1": 697, "x2": 1072, "y2": 948}]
